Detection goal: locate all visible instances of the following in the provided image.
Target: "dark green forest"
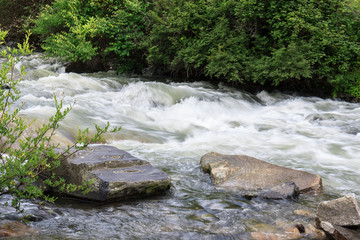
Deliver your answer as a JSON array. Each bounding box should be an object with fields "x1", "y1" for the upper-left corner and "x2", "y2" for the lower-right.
[{"x1": 1, "y1": 0, "x2": 360, "y2": 98}]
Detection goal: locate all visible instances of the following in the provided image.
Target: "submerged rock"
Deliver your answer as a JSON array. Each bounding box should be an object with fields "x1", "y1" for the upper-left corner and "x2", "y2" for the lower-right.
[
  {"x1": 200, "y1": 152, "x2": 322, "y2": 198},
  {"x1": 250, "y1": 226, "x2": 303, "y2": 240},
  {"x1": 293, "y1": 209, "x2": 316, "y2": 218},
  {"x1": 51, "y1": 145, "x2": 171, "y2": 201},
  {"x1": 248, "y1": 220, "x2": 326, "y2": 240},
  {"x1": 250, "y1": 232, "x2": 285, "y2": 240},
  {"x1": 303, "y1": 224, "x2": 327, "y2": 240},
  {"x1": 0, "y1": 220, "x2": 37, "y2": 238},
  {"x1": 316, "y1": 195, "x2": 360, "y2": 227}
]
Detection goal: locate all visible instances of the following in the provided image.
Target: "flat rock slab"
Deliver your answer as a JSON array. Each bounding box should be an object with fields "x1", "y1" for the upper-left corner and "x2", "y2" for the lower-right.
[
  {"x1": 93, "y1": 165, "x2": 171, "y2": 199},
  {"x1": 200, "y1": 152, "x2": 322, "y2": 195},
  {"x1": 316, "y1": 195, "x2": 360, "y2": 227},
  {"x1": 65, "y1": 145, "x2": 147, "y2": 170},
  {"x1": 52, "y1": 145, "x2": 171, "y2": 202}
]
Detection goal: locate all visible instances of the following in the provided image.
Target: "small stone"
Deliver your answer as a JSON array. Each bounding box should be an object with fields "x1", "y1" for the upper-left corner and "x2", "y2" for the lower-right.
[
  {"x1": 250, "y1": 221, "x2": 309, "y2": 240},
  {"x1": 274, "y1": 220, "x2": 303, "y2": 231},
  {"x1": 294, "y1": 209, "x2": 316, "y2": 218},
  {"x1": 305, "y1": 224, "x2": 327, "y2": 240},
  {"x1": 284, "y1": 227, "x2": 302, "y2": 239},
  {"x1": 316, "y1": 195, "x2": 360, "y2": 227},
  {"x1": 248, "y1": 223, "x2": 281, "y2": 234},
  {"x1": 320, "y1": 221, "x2": 335, "y2": 235}
]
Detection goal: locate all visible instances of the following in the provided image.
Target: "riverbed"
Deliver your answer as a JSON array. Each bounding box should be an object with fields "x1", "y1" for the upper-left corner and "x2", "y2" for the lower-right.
[{"x1": 2, "y1": 53, "x2": 360, "y2": 239}]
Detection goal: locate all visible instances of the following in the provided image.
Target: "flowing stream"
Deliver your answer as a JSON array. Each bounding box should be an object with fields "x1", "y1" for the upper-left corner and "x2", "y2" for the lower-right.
[{"x1": 1, "y1": 53, "x2": 360, "y2": 239}]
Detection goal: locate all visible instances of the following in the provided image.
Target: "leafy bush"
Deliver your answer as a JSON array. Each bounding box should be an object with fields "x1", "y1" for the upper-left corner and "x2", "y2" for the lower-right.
[
  {"x1": 0, "y1": 30, "x2": 119, "y2": 213},
  {"x1": 33, "y1": 0, "x2": 148, "y2": 72},
  {"x1": 32, "y1": 0, "x2": 360, "y2": 97},
  {"x1": 145, "y1": 0, "x2": 360, "y2": 97}
]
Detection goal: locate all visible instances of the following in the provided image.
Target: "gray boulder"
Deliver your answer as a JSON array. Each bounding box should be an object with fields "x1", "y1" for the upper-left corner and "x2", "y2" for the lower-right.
[
  {"x1": 200, "y1": 152, "x2": 322, "y2": 197},
  {"x1": 51, "y1": 145, "x2": 171, "y2": 201},
  {"x1": 317, "y1": 221, "x2": 360, "y2": 240},
  {"x1": 316, "y1": 195, "x2": 360, "y2": 227},
  {"x1": 333, "y1": 225, "x2": 360, "y2": 240}
]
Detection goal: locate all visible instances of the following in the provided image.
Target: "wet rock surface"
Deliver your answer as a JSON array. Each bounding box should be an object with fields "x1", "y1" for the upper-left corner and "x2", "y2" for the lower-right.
[
  {"x1": 304, "y1": 224, "x2": 327, "y2": 240},
  {"x1": 316, "y1": 195, "x2": 360, "y2": 239},
  {"x1": 257, "y1": 181, "x2": 300, "y2": 200},
  {"x1": 200, "y1": 152, "x2": 322, "y2": 197},
  {"x1": 333, "y1": 225, "x2": 360, "y2": 240},
  {"x1": 293, "y1": 209, "x2": 316, "y2": 218},
  {"x1": 248, "y1": 220, "x2": 325, "y2": 240},
  {"x1": 0, "y1": 220, "x2": 37, "y2": 238},
  {"x1": 317, "y1": 221, "x2": 360, "y2": 240},
  {"x1": 316, "y1": 195, "x2": 360, "y2": 227},
  {"x1": 51, "y1": 145, "x2": 171, "y2": 201}
]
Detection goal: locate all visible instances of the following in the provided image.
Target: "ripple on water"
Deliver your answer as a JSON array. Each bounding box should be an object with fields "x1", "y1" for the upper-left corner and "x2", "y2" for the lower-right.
[{"x1": 2, "y1": 53, "x2": 359, "y2": 238}]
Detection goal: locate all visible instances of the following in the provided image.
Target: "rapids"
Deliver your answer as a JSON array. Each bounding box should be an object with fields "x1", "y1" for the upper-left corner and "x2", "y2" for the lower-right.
[{"x1": 1, "y1": 53, "x2": 360, "y2": 239}]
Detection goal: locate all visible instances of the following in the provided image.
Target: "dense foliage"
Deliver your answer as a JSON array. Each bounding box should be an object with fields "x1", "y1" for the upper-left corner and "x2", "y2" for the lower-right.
[
  {"x1": 30, "y1": 0, "x2": 360, "y2": 97},
  {"x1": 0, "y1": 30, "x2": 120, "y2": 213},
  {"x1": 32, "y1": 0, "x2": 147, "y2": 73}
]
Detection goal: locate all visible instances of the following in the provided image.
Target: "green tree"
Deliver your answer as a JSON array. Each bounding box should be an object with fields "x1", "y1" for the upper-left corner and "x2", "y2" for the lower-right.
[
  {"x1": 32, "y1": 0, "x2": 360, "y2": 98},
  {"x1": 145, "y1": 0, "x2": 360, "y2": 97}
]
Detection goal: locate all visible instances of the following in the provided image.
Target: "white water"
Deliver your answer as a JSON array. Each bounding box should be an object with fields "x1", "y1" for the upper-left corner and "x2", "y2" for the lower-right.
[{"x1": 2, "y1": 53, "x2": 360, "y2": 239}]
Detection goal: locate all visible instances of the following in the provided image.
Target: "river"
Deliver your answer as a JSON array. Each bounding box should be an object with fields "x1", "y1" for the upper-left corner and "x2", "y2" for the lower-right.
[{"x1": 2, "y1": 53, "x2": 360, "y2": 239}]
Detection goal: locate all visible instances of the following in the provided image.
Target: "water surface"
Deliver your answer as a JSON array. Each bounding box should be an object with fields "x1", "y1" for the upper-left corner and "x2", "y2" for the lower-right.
[{"x1": 2, "y1": 53, "x2": 360, "y2": 239}]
